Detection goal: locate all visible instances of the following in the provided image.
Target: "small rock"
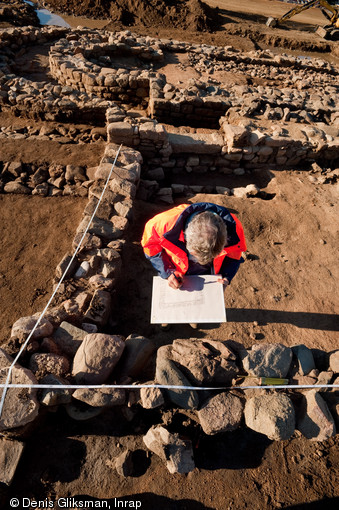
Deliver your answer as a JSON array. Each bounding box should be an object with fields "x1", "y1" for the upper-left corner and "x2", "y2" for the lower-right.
[
  {"x1": 84, "y1": 290, "x2": 111, "y2": 326},
  {"x1": 74, "y1": 261, "x2": 90, "y2": 279},
  {"x1": 29, "y1": 353, "x2": 70, "y2": 378},
  {"x1": 292, "y1": 344, "x2": 316, "y2": 376},
  {"x1": 316, "y1": 371, "x2": 334, "y2": 387},
  {"x1": 72, "y1": 387, "x2": 125, "y2": 407},
  {"x1": 88, "y1": 275, "x2": 115, "y2": 291},
  {"x1": 39, "y1": 374, "x2": 73, "y2": 406},
  {"x1": 65, "y1": 402, "x2": 103, "y2": 421},
  {"x1": 140, "y1": 383, "x2": 165, "y2": 409},
  {"x1": 40, "y1": 337, "x2": 61, "y2": 355},
  {"x1": 143, "y1": 425, "x2": 195, "y2": 474},
  {"x1": 329, "y1": 350, "x2": 339, "y2": 373},
  {"x1": 115, "y1": 450, "x2": 134, "y2": 477},
  {"x1": 4, "y1": 181, "x2": 31, "y2": 194},
  {"x1": 81, "y1": 323, "x2": 98, "y2": 334},
  {"x1": 170, "y1": 338, "x2": 238, "y2": 386},
  {"x1": 55, "y1": 253, "x2": 78, "y2": 280},
  {"x1": 65, "y1": 164, "x2": 86, "y2": 183}
]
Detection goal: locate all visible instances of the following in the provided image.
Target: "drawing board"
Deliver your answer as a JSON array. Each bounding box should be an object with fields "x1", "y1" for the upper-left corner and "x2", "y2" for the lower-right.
[{"x1": 151, "y1": 275, "x2": 226, "y2": 324}]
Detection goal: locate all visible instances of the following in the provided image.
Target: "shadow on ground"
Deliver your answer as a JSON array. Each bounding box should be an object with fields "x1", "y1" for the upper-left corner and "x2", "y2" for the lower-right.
[{"x1": 227, "y1": 308, "x2": 339, "y2": 331}]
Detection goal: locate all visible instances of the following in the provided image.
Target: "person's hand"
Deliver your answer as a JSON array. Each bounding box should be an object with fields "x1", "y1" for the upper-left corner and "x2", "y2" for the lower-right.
[
  {"x1": 168, "y1": 272, "x2": 183, "y2": 289},
  {"x1": 217, "y1": 277, "x2": 229, "y2": 287}
]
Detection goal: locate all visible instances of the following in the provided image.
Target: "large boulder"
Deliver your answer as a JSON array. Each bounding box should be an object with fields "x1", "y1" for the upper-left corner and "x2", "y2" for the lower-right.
[
  {"x1": 170, "y1": 339, "x2": 238, "y2": 385},
  {"x1": 292, "y1": 344, "x2": 315, "y2": 376},
  {"x1": 244, "y1": 394, "x2": 295, "y2": 440},
  {"x1": 114, "y1": 334, "x2": 155, "y2": 380},
  {"x1": 72, "y1": 333, "x2": 125, "y2": 384},
  {"x1": 143, "y1": 425, "x2": 195, "y2": 474},
  {"x1": 0, "y1": 349, "x2": 40, "y2": 431},
  {"x1": 11, "y1": 315, "x2": 53, "y2": 342},
  {"x1": 198, "y1": 392, "x2": 244, "y2": 435},
  {"x1": 329, "y1": 350, "x2": 339, "y2": 373},
  {"x1": 155, "y1": 345, "x2": 199, "y2": 410},
  {"x1": 242, "y1": 343, "x2": 292, "y2": 378},
  {"x1": 297, "y1": 389, "x2": 336, "y2": 441}
]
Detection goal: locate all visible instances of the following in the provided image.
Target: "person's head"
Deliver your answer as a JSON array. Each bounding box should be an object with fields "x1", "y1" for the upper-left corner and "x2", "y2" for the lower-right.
[{"x1": 185, "y1": 211, "x2": 227, "y2": 265}]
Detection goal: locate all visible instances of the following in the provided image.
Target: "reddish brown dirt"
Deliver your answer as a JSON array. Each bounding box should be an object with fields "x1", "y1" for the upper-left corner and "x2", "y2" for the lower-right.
[
  {"x1": 44, "y1": 0, "x2": 219, "y2": 31},
  {"x1": 0, "y1": 1, "x2": 339, "y2": 509},
  {"x1": 0, "y1": 195, "x2": 87, "y2": 345}
]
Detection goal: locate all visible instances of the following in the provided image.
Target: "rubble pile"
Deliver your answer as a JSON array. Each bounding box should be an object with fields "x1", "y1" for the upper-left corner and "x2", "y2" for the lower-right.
[{"x1": 1, "y1": 333, "x2": 338, "y2": 478}]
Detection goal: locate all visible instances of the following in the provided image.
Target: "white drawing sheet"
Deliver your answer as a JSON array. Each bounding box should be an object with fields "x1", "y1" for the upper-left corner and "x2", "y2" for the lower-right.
[{"x1": 151, "y1": 275, "x2": 227, "y2": 324}]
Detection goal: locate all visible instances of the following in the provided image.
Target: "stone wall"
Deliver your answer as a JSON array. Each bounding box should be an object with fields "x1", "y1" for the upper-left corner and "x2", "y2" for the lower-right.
[
  {"x1": 1, "y1": 25, "x2": 338, "y2": 151},
  {"x1": 48, "y1": 30, "x2": 164, "y2": 106},
  {"x1": 106, "y1": 108, "x2": 339, "y2": 177}
]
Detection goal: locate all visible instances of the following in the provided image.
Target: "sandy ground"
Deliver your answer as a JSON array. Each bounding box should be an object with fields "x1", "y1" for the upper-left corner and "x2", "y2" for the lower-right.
[{"x1": 0, "y1": 1, "x2": 339, "y2": 509}]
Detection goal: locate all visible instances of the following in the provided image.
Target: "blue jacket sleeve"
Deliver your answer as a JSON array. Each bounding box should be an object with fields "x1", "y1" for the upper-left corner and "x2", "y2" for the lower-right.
[
  {"x1": 219, "y1": 256, "x2": 243, "y2": 283},
  {"x1": 145, "y1": 251, "x2": 176, "y2": 279}
]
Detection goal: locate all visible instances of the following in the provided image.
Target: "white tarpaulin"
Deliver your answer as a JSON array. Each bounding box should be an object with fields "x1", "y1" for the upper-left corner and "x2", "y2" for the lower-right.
[{"x1": 151, "y1": 275, "x2": 226, "y2": 324}]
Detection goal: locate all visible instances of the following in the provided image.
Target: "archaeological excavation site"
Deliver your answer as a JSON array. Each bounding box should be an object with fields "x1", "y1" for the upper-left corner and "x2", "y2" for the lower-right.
[{"x1": 0, "y1": 0, "x2": 338, "y2": 509}]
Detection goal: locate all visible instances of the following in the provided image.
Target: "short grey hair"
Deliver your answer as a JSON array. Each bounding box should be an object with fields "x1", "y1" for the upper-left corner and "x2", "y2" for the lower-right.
[{"x1": 185, "y1": 211, "x2": 227, "y2": 265}]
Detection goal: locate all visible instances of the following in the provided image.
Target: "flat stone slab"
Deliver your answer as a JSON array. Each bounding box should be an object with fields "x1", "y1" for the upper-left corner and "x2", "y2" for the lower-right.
[
  {"x1": 298, "y1": 389, "x2": 336, "y2": 441},
  {"x1": 0, "y1": 438, "x2": 25, "y2": 485},
  {"x1": 72, "y1": 387, "x2": 125, "y2": 407},
  {"x1": 155, "y1": 345, "x2": 199, "y2": 410},
  {"x1": 53, "y1": 321, "x2": 87, "y2": 357},
  {"x1": 169, "y1": 132, "x2": 224, "y2": 154}
]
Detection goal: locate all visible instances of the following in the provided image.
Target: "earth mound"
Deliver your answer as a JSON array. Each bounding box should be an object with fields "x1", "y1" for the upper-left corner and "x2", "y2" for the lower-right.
[
  {"x1": 0, "y1": 0, "x2": 39, "y2": 27},
  {"x1": 44, "y1": 0, "x2": 219, "y2": 31}
]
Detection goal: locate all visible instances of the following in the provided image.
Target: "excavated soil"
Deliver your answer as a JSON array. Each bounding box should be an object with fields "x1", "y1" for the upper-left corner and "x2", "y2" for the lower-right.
[
  {"x1": 0, "y1": 1, "x2": 339, "y2": 509},
  {"x1": 44, "y1": 0, "x2": 220, "y2": 32}
]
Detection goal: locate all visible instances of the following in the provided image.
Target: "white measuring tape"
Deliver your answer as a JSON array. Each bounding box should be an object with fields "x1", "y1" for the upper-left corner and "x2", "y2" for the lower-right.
[
  {"x1": 0, "y1": 145, "x2": 122, "y2": 419},
  {"x1": 0, "y1": 383, "x2": 338, "y2": 391}
]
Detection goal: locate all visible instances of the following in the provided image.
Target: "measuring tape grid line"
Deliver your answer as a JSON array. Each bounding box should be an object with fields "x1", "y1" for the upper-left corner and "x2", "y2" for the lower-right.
[
  {"x1": 0, "y1": 145, "x2": 122, "y2": 418},
  {"x1": 0, "y1": 384, "x2": 338, "y2": 390}
]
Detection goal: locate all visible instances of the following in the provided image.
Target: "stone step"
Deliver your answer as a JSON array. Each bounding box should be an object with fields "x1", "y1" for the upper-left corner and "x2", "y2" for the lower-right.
[{"x1": 168, "y1": 132, "x2": 224, "y2": 154}]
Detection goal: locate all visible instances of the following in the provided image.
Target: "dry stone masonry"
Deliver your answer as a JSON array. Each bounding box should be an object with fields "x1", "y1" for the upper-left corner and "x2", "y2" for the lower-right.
[{"x1": 0, "y1": 21, "x2": 338, "y2": 480}]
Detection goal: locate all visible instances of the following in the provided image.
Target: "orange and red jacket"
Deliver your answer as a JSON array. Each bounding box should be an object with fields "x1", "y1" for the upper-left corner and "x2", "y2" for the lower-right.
[{"x1": 141, "y1": 202, "x2": 246, "y2": 282}]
